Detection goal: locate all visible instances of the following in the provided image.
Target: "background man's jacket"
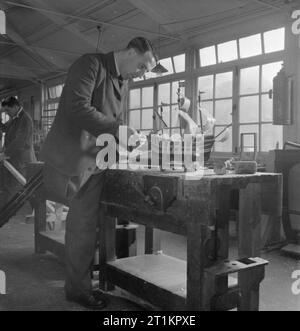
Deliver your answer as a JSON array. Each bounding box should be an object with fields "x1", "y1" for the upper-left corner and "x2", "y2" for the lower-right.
[{"x1": 0, "y1": 110, "x2": 36, "y2": 173}]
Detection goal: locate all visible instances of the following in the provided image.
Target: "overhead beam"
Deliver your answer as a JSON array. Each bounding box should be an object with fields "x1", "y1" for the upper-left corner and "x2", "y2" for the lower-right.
[
  {"x1": 0, "y1": 70, "x2": 34, "y2": 80},
  {"x1": 6, "y1": 1, "x2": 181, "y2": 41},
  {"x1": 251, "y1": 0, "x2": 283, "y2": 10},
  {"x1": 127, "y1": 0, "x2": 178, "y2": 32},
  {"x1": 126, "y1": 0, "x2": 188, "y2": 48},
  {"x1": 5, "y1": 21, "x2": 66, "y2": 71},
  {"x1": 24, "y1": 0, "x2": 105, "y2": 52}
]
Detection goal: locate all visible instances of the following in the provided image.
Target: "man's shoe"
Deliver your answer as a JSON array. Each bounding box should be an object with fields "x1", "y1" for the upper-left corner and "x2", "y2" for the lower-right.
[{"x1": 66, "y1": 290, "x2": 108, "y2": 310}]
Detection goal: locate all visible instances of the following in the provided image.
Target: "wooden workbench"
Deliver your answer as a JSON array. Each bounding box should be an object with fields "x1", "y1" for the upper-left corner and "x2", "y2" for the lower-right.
[{"x1": 99, "y1": 169, "x2": 282, "y2": 311}]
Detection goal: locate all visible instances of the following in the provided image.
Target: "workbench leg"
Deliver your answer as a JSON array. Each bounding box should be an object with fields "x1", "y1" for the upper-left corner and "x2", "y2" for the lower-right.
[
  {"x1": 238, "y1": 183, "x2": 262, "y2": 310},
  {"x1": 238, "y1": 183, "x2": 261, "y2": 258},
  {"x1": 99, "y1": 208, "x2": 116, "y2": 291},
  {"x1": 33, "y1": 193, "x2": 47, "y2": 254},
  {"x1": 238, "y1": 266, "x2": 265, "y2": 311},
  {"x1": 145, "y1": 226, "x2": 161, "y2": 255},
  {"x1": 214, "y1": 186, "x2": 232, "y2": 308},
  {"x1": 186, "y1": 204, "x2": 209, "y2": 311}
]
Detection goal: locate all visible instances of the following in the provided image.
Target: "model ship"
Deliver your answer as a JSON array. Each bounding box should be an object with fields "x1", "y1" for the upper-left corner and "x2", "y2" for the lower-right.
[{"x1": 135, "y1": 84, "x2": 231, "y2": 170}]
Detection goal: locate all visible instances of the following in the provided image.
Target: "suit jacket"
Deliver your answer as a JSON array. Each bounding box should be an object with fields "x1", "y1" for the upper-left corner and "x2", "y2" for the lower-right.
[
  {"x1": 40, "y1": 52, "x2": 128, "y2": 178},
  {"x1": 0, "y1": 110, "x2": 36, "y2": 173}
]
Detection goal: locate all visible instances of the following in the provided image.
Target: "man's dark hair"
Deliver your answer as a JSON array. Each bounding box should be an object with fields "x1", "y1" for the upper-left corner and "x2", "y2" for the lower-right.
[
  {"x1": 1, "y1": 96, "x2": 20, "y2": 108},
  {"x1": 127, "y1": 37, "x2": 159, "y2": 62}
]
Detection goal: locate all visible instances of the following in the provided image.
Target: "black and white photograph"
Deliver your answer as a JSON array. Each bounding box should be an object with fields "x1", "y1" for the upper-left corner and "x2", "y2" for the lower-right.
[{"x1": 0, "y1": 0, "x2": 300, "y2": 314}]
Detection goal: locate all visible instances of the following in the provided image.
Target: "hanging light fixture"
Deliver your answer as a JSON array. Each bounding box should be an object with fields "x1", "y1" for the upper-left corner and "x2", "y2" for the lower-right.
[
  {"x1": 151, "y1": 24, "x2": 168, "y2": 75},
  {"x1": 151, "y1": 62, "x2": 168, "y2": 74}
]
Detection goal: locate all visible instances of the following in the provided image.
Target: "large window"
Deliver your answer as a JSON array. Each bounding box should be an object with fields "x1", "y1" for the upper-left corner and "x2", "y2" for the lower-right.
[
  {"x1": 129, "y1": 86, "x2": 154, "y2": 135},
  {"x1": 134, "y1": 53, "x2": 186, "y2": 81},
  {"x1": 199, "y1": 27, "x2": 285, "y2": 66},
  {"x1": 198, "y1": 73, "x2": 233, "y2": 152},
  {"x1": 198, "y1": 27, "x2": 285, "y2": 154},
  {"x1": 128, "y1": 81, "x2": 185, "y2": 135},
  {"x1": 42, "y1": 83, "x2": 64, "y2": 135},
  {"x1": 239, "y1": 62, "x2": 283, "y2": 152},
  {"x1": 158, "y1": 81, "x2": 185, "y2": 136}
]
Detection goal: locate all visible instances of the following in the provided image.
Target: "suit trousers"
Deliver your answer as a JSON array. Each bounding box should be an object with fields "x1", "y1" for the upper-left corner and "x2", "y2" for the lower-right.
[{"x1": 43, "y1": 163, "x2": 105, "y2": 296}]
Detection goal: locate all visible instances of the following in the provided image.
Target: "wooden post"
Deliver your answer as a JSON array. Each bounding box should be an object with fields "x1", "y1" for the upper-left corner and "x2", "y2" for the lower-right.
[
  {"x1": 238, "y1": 182, "x2": 262, "y2": 311},
  {"x1": 186, "y1": 201, "x2": 209, "y2": 311},
  {"x1": 238, "y1": 183, "x2": 262, "y2": 258},
  {"x1": 145, "y1": 226, "x2": 161, "y2": 255},
  {"x1": 215, "y1": 185, "x2": 231, "y2": 297},
  {"x1": 99, "y1": 204, "x2": 116, "y2": 291}
]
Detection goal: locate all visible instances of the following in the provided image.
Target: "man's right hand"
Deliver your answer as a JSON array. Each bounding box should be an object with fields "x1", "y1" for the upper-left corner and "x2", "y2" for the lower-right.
[{"x1": 116, "y1": 125, "x2": 139, "y2": 151}]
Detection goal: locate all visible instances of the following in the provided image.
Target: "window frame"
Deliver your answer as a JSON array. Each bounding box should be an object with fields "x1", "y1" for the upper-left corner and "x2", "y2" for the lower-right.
[{"x1": 195, "y1": 50, "x2": 285, "y2": 157}]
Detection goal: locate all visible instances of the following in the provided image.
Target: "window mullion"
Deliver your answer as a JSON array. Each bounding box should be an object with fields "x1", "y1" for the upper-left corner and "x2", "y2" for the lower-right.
[
  {"x1": 232, "y1": 66, "x2": 240, "y2": 155},
  {"x1": 259, "y1": 64, "x2": 263, "y2": 152}
]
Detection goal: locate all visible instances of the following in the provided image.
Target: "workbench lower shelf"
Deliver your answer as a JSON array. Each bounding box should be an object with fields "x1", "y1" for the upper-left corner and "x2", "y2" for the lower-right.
[
  {"x1": 37, "y1": 230, "x2": 65, "y2": 261},
  {"x1": 105, "y1": 254, "x2": 238, "y2": 311}
]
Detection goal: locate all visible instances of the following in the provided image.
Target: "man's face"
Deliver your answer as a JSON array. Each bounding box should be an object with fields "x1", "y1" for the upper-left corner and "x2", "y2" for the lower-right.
[
  {"x1": 2, "y1": 106, "x2": 19, "y2": 118},
  {"x1": 121, "y1": 50, "x2": 156, "y2": 80}
]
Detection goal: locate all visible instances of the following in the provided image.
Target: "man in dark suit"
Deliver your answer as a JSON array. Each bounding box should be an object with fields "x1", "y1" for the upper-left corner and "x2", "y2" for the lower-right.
[
  {"x1": 40, "y1": 37, "x2": 157, "y2": 309},
  {"x1": 0, "y1": 96, "x2": 36, "y2": 203}
]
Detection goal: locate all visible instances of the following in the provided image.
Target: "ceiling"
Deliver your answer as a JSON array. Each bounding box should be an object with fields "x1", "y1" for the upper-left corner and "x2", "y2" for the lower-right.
[{"x1": 0, "y1": 0, "x2": 298, "y2": 93}]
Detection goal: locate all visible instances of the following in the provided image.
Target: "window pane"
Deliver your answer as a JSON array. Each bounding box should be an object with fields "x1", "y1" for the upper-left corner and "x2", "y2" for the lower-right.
[
  {"x1": 140, "y1": 129, "x2": 151, "y2": 135},
  {"x1": 261, "y1": 94, "x2": 273, "y2": 122},
  {"x1": 133, "y1": 76, "x2": 144, "y2": 82},
  {"x1": 262, "y1": 61, "x2": 283, "y2": 92},
  {"x1": 240, "y1": 96, "x2": 259, "y2": 123},
  {"x1": 200, "y1": 46, "x2": 216, "y2": 67},
  {"x1": 173, "y1": 54, "x2": 185, "y2": 72},
  {"x1": 198, "y1": 102, "x2": 214, "y2": 135},
  {"x1": 160, "y1": 57, "x2": 174, "y2": 76},
  {"x1": 239, "y1": 34, "x2": 262, "y2": 58},
  {"x1": 199, "y1": 101, "x2": 214, "y2": 119},
  {"x1": 56, "y1": 85, "x2": 63, "y2": 97},
  {"x1": 129, "y1": 110, "x2": 140, "y2": 129},
  {"x1": 264, "y1": 28, "x2": 285, "y2": 53},
  {"x1": 142, "y1": 108, "x2": 153, "y2": 130},
  {"x1": 217, "y1": 40, "x2": 238, "y2": 63},
  {"x1": 47, "y1": 102, "x2": 58, "y2": 110},
  {"x1": 172, "y1": 81, "x2": 185, "y2": 104},
  {"x1": 239, "y1": 125, "x2": 259, "y2": 150},
  {"x1": 215, "y1": 126, "x2": 232, "y2": 152},
  {"x1": 240, "y1": 66, "x2": 259, "y2": 95},
  {"x1": 162, "y1": 107, "x2": 171, "y2": 127},
  {"x1": 215, "y1": 72, "x2": 233, "y2": 98},
  {"x1": 261, "y1": 124, "x2": 283, "y2": 151},
  {"x1": 198, "y1": 75, "x2": 214, "y2": 100},
  {"x1": 158, "y1": 83, "x2": 170, "y2": 104},
  {"x1": 172, "y1": 128, "x2": 181, "y2": 135},
  {"x1": 48, "y1": 84, "x2": 63, "y2": 99},
  {"x1": 171, "y1": 106, "x2": 180, "y2": 127},
  {"x1": 215, "y1": 99, "x2": 232, "y2": 125},
  {"x1": 142, "y1": 87, "x2": 153, "y2": 107},
  {"x1": 130, "y1": 89, "x2": 140, "y2": 109},
  {"x1": 144, "y1": 71, "x2": 157, "y2": 79},
  {"x1": 162, "y1": 128, "x2": 171, "y2": 136}
]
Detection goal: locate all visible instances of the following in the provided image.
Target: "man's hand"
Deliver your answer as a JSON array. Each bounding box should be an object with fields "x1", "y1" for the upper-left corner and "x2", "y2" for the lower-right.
[{"x1": 116, "y1": 125, "x2": 139, "y2": 151}]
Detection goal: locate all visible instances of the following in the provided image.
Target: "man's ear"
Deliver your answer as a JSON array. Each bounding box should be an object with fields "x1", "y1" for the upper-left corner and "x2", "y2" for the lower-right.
[{"x1": 128, "y1": 48, "x2": 137, "y2": 58}]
